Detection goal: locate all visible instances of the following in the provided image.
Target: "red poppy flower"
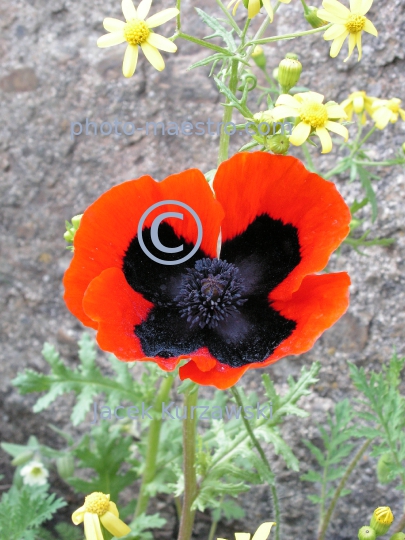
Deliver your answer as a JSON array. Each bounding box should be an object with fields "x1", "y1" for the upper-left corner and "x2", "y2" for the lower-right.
[{"x1": 63, "y1": 152, "x2": 351, "y2": 389}]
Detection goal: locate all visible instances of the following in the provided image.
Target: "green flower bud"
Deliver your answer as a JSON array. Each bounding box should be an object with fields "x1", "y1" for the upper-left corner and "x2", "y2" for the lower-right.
[
  {"x1": 390, "y1": 534, "x2": 405, "y2": 540},
  {"x1": 277, "y1": 54, "x2": 302, "y2": 93},
  {"x1": 377, "y1": 453, "x2": 395, "y2": 484},
  {"x1": 358, "y1": 527, "x2": 377, "y2": 540},
  {"x1": 56, "y1": 455, "x2": 75, "y2": 480},
  {"x1": 11, "y1": 450, "x2": 35, "y2": 467},
  {"x1": 71, "y1": 214, "x2": 83, "y2": 228},
  {"x1": 370, "y1": 507, "x2": 394, "y2": 537},
  {"x1": 272, "y1": 67, "x2": 279, "y2": 81},
  {"x1": 304, "y1": 6, "x2": 328, "y2": 28},
  {"x1": 64, "y1": 214, "x2": 83, "y2": 250},
  {"x1": 266, "y1": 134, "x2": 290, "y2": 155},
  {"x1": 252, "y1": 45, "x2": 266, "y2": 70}
]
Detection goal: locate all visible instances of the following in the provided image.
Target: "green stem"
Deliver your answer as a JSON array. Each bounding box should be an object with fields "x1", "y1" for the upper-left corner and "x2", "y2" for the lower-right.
[
  {"x1": 207, "y1": 506, "x2": 222, "y2": 540},
  {"x1": 354, "y1": 159, "x2": 405, "y2": 167},
  {"x1": 176, "y1": 0, "x2": 181, "y2": 33},
  {"x1": 134, "y1": 375, "x2": 174, "y2": 517},
  {"x1": 218, "y1": 59, "x2": 239, "y2": 165},
  {"x1": 246, "y1": 23, "x2": 331, "y2": 46},
  {"x1": 231, "y1": 387, "x2": 280, "y2": 540},
  {"x1": 215, "y1": 0, "x2": 243, "y2": 36},
  {"x1": 317, "y1": 439, "x2": 372, "y2": 540},
  {"x1": 301, "y1": 142, "x2": 318, "y2": 173},
  {"x1": 177, "y1": 385, "x2": 199, "y2": 540},
  {"x1": 393, "y1": 509, "x2": 405, "y2": 533}
]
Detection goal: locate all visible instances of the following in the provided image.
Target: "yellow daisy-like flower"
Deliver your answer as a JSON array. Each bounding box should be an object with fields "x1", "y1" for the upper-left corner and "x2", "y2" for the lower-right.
[
  {"x1": 97, "y1": 0, "x2": 179, "y2": 78},
  {"x1": 272, "y1": 91, "x2": 348, "y2": 153},
  {"x1": 340, "y1": 90, "x2": 376, "y2": 123},
  {"x1": 227, "y1": 0, "x2": 291, "y2": 21},
  {"x1": 218, "y1": 522, "x2": 276, "y2": 540},
  {"x1": 317, "y1": 0, "x2": 378, "y2": 62},
  {"x1": 72, "y1": 492, "x2": 131, "y2": 540},
  {"x1": 371, "y1": 98, "x2": 405, "y2": 129}
]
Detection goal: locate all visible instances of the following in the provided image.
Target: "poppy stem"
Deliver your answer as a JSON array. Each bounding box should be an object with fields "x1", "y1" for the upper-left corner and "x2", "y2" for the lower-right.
[
  {"x1": 134, "y1": 374, "x2": 175, "y2": 518},
  {"x1": 218, "y1": 59, "x2": 240, "y2": 165},
  {"x1": 177, "y1": 384, "x2": 199, "y2": 540},
  {"x1": 230, "y1": 386, "x2": 281, "y2": 540}
]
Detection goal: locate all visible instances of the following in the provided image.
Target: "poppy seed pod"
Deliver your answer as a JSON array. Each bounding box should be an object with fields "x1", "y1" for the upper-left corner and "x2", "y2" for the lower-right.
[
  {"x1": 277, "y1": 54, "x2": 302, "y2": 93},
  {"x1": 370, "y1": 507, "x2": 394, "y2": 536},
  {"x1": 11, "y1": 450, "x2": 35, "y2": 467},
  {"x1": 56, "y1": 455, "x2": 75, "y2": 480},
  {"x1": 358, "y1": 526, "x2": 377, "y2": 540}
]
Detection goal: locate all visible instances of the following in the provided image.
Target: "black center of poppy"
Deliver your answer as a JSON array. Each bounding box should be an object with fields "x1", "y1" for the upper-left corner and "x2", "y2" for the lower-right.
[{"x1": 174, "y1": 258, "x2": 247, "y2": 329}]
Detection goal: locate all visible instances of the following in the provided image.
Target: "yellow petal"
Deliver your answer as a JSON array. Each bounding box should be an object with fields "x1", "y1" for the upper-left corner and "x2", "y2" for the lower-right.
[
  {"x1": 329, "y1": 31, "x2": 348, "y2": 57},
  {"x1": 252, "y1": 522, "x2": 276, "y2": 540},
  {"x1": 146, "y1": 8, "x2": 179, "y2": 28},
  {"x1": 350, "y1": 0, "x2": 362, "y2": 12},
  {"x1": 248, "y1": 0, "x2": 261, "y2": 18},
  {"x1": 141, "y1": 42, "x2": 165, "y2": 70},
  {"x1": 316, "y1": 127, "x2": 333, "y2": 153},
  {"x1": 72, "y1": 506, "x2": 86, "y2": 525},
  {"x1": 323, "y1": 23, "x2": 347, "y2": 40},
  {"x1": 356, "y1": 31, "x2": 362, "y2": 61},
  {"x1": 108, "y1": 501, "x2": 119, "y2": 518},
  {"x1": 227, "y1": 0, "x2": 238, "y2": 7},
  {"x1": 325, "y1": 120, "x2": 349, "y2": 140},
  {"x1": 137, "y1": 0, "x2": 152, "y2": 20},
  {"x1": 123, "y1": 44, "x2": 138, "y2": 77},
  {"x1": 272, "y1": 105, "x2": 300, "y2": 120},
  {"x1": 232, "y1": 0, "x2": 242, "y2": 15},
  {"x1": 353, "y1": 94, "x2": 364, "y2": 112},
  {"x1": 363, "y1": 18, "x2": 378, "y2": 36},
  {"x1": 303, "y1": 91, "x2": 325, "y2": 103},
  {"x1": 326, "y1": 103, "x2": 347, "y2": 118},
  {"x1": 344, "y1": 32, "x2": 357, "y2": 61},
  {"x1": 290, "y1": 121, "x2": 311, "y2": 146},
  {"x1": 84, "y1": 513, "x2": 104, "y2": 540},
  {"x1": 147, "y1": 32, "x2": 177, "y2": 52},
  {"x1": 360, "y1": 0, "x2": 373, "y2": 15},
  {"x1": 280, "y1": 0, "x2": 291, "y2": 3},
  {"x1": 317, "y1": 9, "x2": 347, "y2": 24},
  {"x1": 103, "y1": 18, "x2": 126, "y2": 32},
  {"x1": 262, "y1": 0, "x2": 274, "y2": 21},
  {"x1": 399, "y1": 108, "x2": 405, "y2": 121},
  {"x1": 372, "y1": 108, "x2": 390, "y2": 129},
  {"x1": 97, "y1": 31, "x2": 126, "y2": 48},
  {"x1": 235, "y1": 534, "x2": 251, "y2": 540},
  {"x1": 122, "y1": 0, "x2": 137, "y2": 21},
  {"x1": 276, "y1": 94, "x2": 300, "y2": 108},
  {"x1": 322, "y1": 0, "x2": 350, "y2": 19},
  {"x1": 100, "y1": 512, "x2": 131, "y2": 537}
]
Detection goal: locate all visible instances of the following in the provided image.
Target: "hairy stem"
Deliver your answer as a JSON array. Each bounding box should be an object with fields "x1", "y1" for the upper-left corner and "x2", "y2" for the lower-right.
[
  {"x1": 231, "y1": 387, "x2": 280, "y2": 540},
  {"x1": 393, "y1": 508, "x2": 405, "y2": 533},
  {"x1": 134, "y1": 375, "x2": 174, "y2": 517},
  {"x1": 246, "y1": 23, "x2": 330, "y2": 46},
  {"x1": 317, "y1": 439, "x2": 372, "y2": 540},
  {"x1": 218, "y1": 59, "x2": 239, "y2": 165},
  {"x1": 177, "y1": 385, "x2": 199, "y2": 540}
]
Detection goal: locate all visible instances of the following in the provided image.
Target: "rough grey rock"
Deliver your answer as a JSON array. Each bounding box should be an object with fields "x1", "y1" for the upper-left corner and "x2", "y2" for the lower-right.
[{"x1": 1, "y1": 0, "x2": 405, "y2": 538}]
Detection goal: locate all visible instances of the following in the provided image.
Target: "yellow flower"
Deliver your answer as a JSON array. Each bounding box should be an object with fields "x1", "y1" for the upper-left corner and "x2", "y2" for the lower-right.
[
  {"x1": 340, "y1": 90, "x2": 376, "y2": 123},
  {"x1": 317, "y1": 0, "x2": 378, "y2": 62},
  {"x1": 72, "y1": 492, "x2": 131, "y2": 540},
  {"x1": 97, "y1": 0, "x2": 179, "y2": 78},
  {"x1": 218, "y1": 522, "x2": 276, "y2": 540},
  {"x1": 227, "y1": 0, "x2": 291, "y2": 21},
  {"x1": 371, "y1": 98, "x2": 405, "y2": 129},
  {"x1": 272, "y1": 91, "x2": 348, "y2": 153}
]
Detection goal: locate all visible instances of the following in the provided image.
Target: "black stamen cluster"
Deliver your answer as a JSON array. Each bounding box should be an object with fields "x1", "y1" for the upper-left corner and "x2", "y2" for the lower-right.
[{"x1": 175, "y1": 258, "x2": 247, "y2": 329}]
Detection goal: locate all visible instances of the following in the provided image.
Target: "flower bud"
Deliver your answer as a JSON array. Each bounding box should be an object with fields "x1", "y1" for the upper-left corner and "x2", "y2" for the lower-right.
[
  {"x1": 11, "y1": 450, "x2": 35, "y2": 467},
  {"x1": 64, "y1": 214, "x2": 83, "y2": 250},
  {"x1": 266, "y1": 134, "x2": 290, "y2": 155},
  {"x1": 377, "y1": 453, "x2": 395, "y2": 484},
  {"x1": 56, "y1": 455, "x2": 75, "y2": 480},
  {"x1": 277, "y1": 54, "x2": 302, "y2": 93},
  {"x1": 304, "y1": 6, "x2": 328, "y2": 28},
  {"x1": 358, "y1": 526, "x2": 377, "y2": 540},
  {"x1": 390, "y1": 534, "x2": 405, "y2": 540},
  {"x1": 370, "y1": 507, "x2": 394, "y2": 537},
  {"x1": 71, "y1": 214, "x2": 83, "y2": 228},
  {"x1": 252, "y1": 46, "x2": 266, "y2": 70}
]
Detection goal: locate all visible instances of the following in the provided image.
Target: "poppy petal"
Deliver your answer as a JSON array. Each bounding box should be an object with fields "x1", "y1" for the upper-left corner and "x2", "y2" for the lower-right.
[
  {"x1": 213, "y1": 152, "x2": 350, "y2": 301},
  {"x1": 64, "y1": 170, "x2": 223, "y2": 328}
]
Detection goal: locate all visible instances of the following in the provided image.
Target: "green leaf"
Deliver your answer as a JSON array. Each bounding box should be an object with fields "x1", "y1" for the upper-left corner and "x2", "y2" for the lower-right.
[
  {"x1": 357, "y1": 165, "x2": 378, "y2": 221},
  {"x1": 195, "y1": 8, "x2": 236, "y2": 50}
]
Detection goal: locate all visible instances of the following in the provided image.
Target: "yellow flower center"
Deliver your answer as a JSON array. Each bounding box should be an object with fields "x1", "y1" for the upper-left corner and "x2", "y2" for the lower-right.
[
  {"x1": 345, "y1": 13, "x2": 366, "y2": 33},
  {"x1": 388, "y1": 100, "x2": 401, "y2": 113},
  {"x1": 124, "y1": 19, "x2": 150, "y2": 45},
  {"x1": 299, "y1": 101, "x2": 328, "y2": 128},
  {"x1": 374, "y1": 507, "x2": 394, "y2": 525},
  {"x1": 84, "y1": 492, "x2": 110, "y2": 517},
  {"x1": 31, "y1": 466, "x2": 44, "y2": 476}
]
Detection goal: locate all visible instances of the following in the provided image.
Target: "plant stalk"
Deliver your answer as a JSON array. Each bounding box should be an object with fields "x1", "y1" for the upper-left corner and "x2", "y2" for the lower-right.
[
  {"x1": 177, "y1": 385, "x2": 199, "y2": 540},
  {"x1": 218, "y1": 59, "x2": 239, "y2": 165},
  {"x1": 134, "y1": 375, "x2": 175, "y2": 517}
]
